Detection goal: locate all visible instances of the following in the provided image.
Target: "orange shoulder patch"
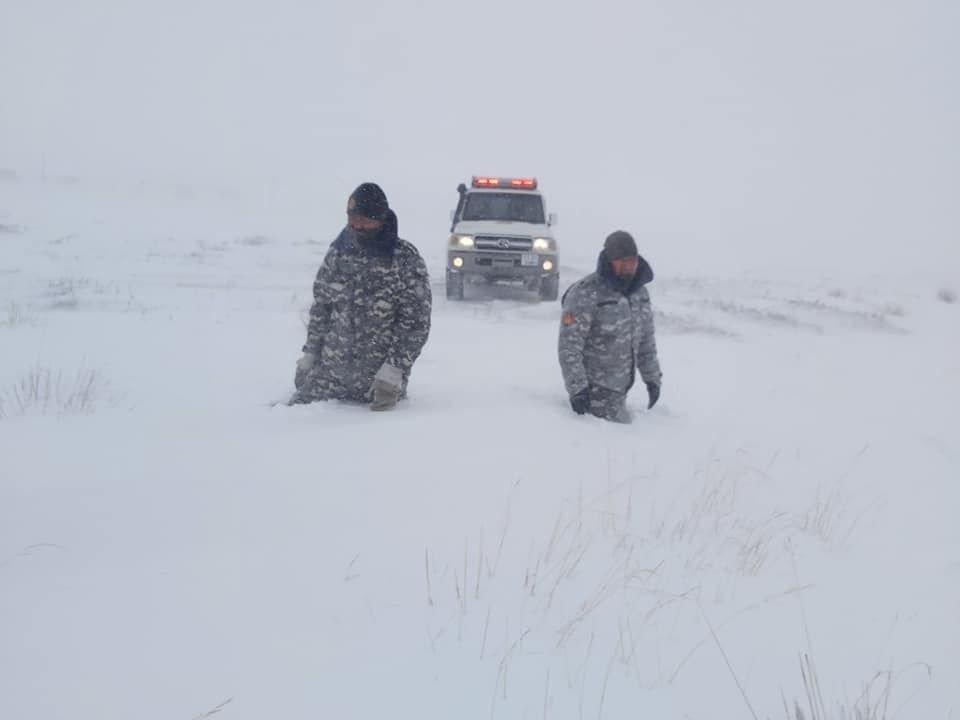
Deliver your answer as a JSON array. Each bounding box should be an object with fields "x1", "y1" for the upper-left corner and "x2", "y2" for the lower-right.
[{"x1": 561, "y1": 311, "x2": 577, "y2": 326}]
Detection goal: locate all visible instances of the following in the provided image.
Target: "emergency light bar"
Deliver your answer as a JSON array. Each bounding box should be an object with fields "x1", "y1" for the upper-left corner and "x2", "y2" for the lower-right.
[{"x1": 471, "y1": 176, "x2": 538, "y2": 190}]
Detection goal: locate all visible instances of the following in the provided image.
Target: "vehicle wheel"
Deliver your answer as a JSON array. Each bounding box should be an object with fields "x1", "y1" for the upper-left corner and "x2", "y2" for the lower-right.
[
  {"x1": 446, "y1": 274, "x2": 464, "y2": 301},
  {"x1": 539, "y1": 275, "x2": 559, "y2": 302}
]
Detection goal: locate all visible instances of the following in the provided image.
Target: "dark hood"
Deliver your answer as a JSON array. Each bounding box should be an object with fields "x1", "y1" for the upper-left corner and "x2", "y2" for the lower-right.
[
  {"x1": 382, "y1": 207, "x2": 398, "y2": 237},
  {"x1": 596, "y1": 250, "x2": 654, "y2": 294}
]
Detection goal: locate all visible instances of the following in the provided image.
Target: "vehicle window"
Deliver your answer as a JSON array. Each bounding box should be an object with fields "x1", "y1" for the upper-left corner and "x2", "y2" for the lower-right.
[{"x1": 461, "y1": 193, "x2": 545, "y2": 223}]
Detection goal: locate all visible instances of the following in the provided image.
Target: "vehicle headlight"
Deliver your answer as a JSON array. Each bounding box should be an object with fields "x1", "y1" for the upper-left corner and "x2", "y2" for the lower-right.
[
  {"x1": 450, "y1": 234, "x2": 474, "y2": 247},
  {"x1": 532, "y1": 237, "x2": 552, "y2": 251}
]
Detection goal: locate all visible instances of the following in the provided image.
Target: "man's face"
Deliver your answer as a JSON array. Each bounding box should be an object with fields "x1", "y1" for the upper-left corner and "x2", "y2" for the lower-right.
[
  {"x1": 610, "y1": 255, "x2": 639, "y2": 280},
  {"x1": 348, "y1": 214, "x2": 384, "y2": 242},
  {"x1": 348, "y1": 214, "x2": 383, "y2": 232}
]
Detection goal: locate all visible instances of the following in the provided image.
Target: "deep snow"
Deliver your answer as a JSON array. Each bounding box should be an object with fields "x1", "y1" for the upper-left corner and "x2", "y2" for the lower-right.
[{"x1": 1, "y1": 175, "x2": 958, "y2": 719}]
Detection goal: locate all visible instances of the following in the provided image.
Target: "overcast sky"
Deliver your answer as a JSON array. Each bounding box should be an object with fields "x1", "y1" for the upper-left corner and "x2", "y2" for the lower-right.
[{"x1": 2, "y1": 0, "x2": 957, "y2": 274}]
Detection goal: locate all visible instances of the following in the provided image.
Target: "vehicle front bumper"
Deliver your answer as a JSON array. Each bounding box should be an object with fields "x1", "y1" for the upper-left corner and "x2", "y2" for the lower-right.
[{"x1": 447, "y1": 249, "x2": 558, "y2": 279}]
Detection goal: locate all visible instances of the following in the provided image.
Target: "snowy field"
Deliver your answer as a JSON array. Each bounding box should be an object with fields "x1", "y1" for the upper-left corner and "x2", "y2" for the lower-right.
[{"x1": 1, "y1": 174, "x2": 958, "y2": 719}]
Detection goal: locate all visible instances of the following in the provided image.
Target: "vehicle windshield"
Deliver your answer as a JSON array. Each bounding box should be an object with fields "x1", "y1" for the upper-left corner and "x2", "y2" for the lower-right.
[{"x1": 461, "y1": 192, "x2": 545, "y2": 224}]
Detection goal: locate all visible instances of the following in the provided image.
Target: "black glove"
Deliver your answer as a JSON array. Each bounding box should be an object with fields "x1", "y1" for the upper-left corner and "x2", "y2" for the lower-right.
[
  {"x1": 570, "y1": 388, "x2": 590, "y2": 415},
  {"x1": 646, "y1": 381, "x2": 660, "y2": 409}
]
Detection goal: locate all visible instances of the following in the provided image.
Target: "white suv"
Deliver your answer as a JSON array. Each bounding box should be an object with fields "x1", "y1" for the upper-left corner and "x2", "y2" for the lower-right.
[{"x1": 446, "y1": 176, "x2": 559, "y2": 301}]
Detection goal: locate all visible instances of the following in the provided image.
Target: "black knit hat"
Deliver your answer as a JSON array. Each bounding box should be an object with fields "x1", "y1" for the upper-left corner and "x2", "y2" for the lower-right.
[
  {"x1": 603, "y1": 230, "x2": 638, "y2": 260},
  {"x1": 347, "y1": 182, "x2": 389, "y2": 221}
]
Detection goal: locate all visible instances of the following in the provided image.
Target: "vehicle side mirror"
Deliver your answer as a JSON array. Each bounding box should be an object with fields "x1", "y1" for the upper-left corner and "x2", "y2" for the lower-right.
[{"x1": 548, "y1": 212, "x2": 558, "y2": 226}]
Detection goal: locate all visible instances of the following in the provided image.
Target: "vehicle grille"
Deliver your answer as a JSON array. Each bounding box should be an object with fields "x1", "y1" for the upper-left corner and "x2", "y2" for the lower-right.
[
  {"x1": 474, "y1": 236, "x2": 533, "y2": 251},
  {"x1": 475, "y1": 256, "x2": 520, "y2": 267}
]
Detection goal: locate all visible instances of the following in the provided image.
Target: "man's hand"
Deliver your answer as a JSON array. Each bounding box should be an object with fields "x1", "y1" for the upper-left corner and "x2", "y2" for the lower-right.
[
  {"x1": 645, "y1": 381, "x2": 660, "y2": 409},
  {"x1": 570, "y1": 388, "x2": 590, "y2": 415},
  {"x1": 371, "y1": 362, "x2": 403, "y2": 411},
  {"x1": 294, "y1": 353, "x2": 316, "y2": 389}
]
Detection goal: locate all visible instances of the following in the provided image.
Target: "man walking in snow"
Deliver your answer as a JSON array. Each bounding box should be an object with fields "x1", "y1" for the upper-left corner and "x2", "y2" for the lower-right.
[
  {"x1": 291, "y1": 182, "x2": 432, "y2": 411},
  {"x1": 557, "y1": 231, "x2": 662, "y2": 423}
]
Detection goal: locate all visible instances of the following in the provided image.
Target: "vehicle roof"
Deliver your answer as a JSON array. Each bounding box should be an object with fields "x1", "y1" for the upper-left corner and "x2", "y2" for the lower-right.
[{"x1": 465, "y1": 187, "x2": 543, "y2": 195}]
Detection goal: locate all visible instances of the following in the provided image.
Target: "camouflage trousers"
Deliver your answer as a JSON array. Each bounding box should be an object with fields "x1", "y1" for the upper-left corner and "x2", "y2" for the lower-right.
[{"x1": 587, "y1": 386, "x2": 632, "y2": 424}]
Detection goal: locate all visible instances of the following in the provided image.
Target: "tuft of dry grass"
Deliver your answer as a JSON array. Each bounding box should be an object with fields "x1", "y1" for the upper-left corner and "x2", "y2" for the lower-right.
[
  {"x1": 0, "y1": 366, "x2": 107, "y2": 419},
  {"x1": 781, "y1": 653, "x2": 932, "y2": 720},
  {"x1": 2, "y1": 302, "x2": 38, "y2": 327}
]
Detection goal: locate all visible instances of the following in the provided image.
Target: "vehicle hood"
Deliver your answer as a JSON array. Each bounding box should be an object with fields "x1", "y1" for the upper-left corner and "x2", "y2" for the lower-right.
[{"x1": 451, "y1": 220, "x2": 554, "y2": 238}]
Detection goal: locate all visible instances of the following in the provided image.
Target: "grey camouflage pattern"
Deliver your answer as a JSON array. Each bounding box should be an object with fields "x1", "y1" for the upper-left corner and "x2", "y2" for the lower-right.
[
  {"x1": 293, "y1": 228, "x2": 432, "y2": 404},
  {"x1": 558, "y1": 262, "x2": 661, "y2": 413}
]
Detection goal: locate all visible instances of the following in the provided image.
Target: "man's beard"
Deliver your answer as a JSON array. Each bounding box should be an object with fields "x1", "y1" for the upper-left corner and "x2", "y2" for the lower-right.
[{"x1": 612, "y1": 269, "x2": 636, "y2": 291}]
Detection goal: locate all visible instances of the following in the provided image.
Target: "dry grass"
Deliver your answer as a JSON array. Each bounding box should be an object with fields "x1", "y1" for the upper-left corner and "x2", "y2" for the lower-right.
[
  {"x1": 190, "y1": 697, "x2": 233, "y2": 720},
  {"x1": 420, "y1": 456, "x2": 893, "y2": 717},
  {"x1": 0, "y1": 365, "x2": 107, "y2": 418},
  {"x1": 45, "y1": 276, "x2": 120, "y2": 309},
  {"x1": 2, "y1": 302, "x2": 38, "y2": 327},
  {"x1": 781, "y1": 654, "x2": 931, "y2": 720}
]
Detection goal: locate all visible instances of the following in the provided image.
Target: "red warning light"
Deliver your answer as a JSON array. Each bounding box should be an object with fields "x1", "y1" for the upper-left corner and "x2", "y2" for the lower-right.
[
  {"x1": 471, "y1": 176, "x2": 538, "y2": 190},
  {"x1": 472, "y1": 176, "x2": 501, "y2": 187}
]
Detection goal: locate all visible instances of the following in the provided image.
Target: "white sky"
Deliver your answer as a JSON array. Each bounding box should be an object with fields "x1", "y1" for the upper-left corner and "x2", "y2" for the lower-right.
[{"x1": 2, "y1": 0, "x2": 958, "y2": 274}]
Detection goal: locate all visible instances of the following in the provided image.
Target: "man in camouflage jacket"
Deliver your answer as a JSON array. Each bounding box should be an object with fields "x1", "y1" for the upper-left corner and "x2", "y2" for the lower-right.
[
  {"x1": 558, "y1": 231, "x2": 662, "y2": 423},
  {"x1": 291, "y1": 183, "x2": 432, "y2": 411}
]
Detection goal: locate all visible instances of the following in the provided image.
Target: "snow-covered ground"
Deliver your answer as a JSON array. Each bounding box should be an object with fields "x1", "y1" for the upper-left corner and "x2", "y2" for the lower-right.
[{"x1": 1, "y1": 174, "x2": 958, "y2": 719}]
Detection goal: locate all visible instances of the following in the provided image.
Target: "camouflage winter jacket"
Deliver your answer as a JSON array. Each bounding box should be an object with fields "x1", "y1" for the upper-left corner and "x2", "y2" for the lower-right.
[
  {"x1": 558, "y1": 252, "x2": 661, "y2": 397},
  {"x1": 302, "y1": 221, "x2": 432, "y2": 401}
]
